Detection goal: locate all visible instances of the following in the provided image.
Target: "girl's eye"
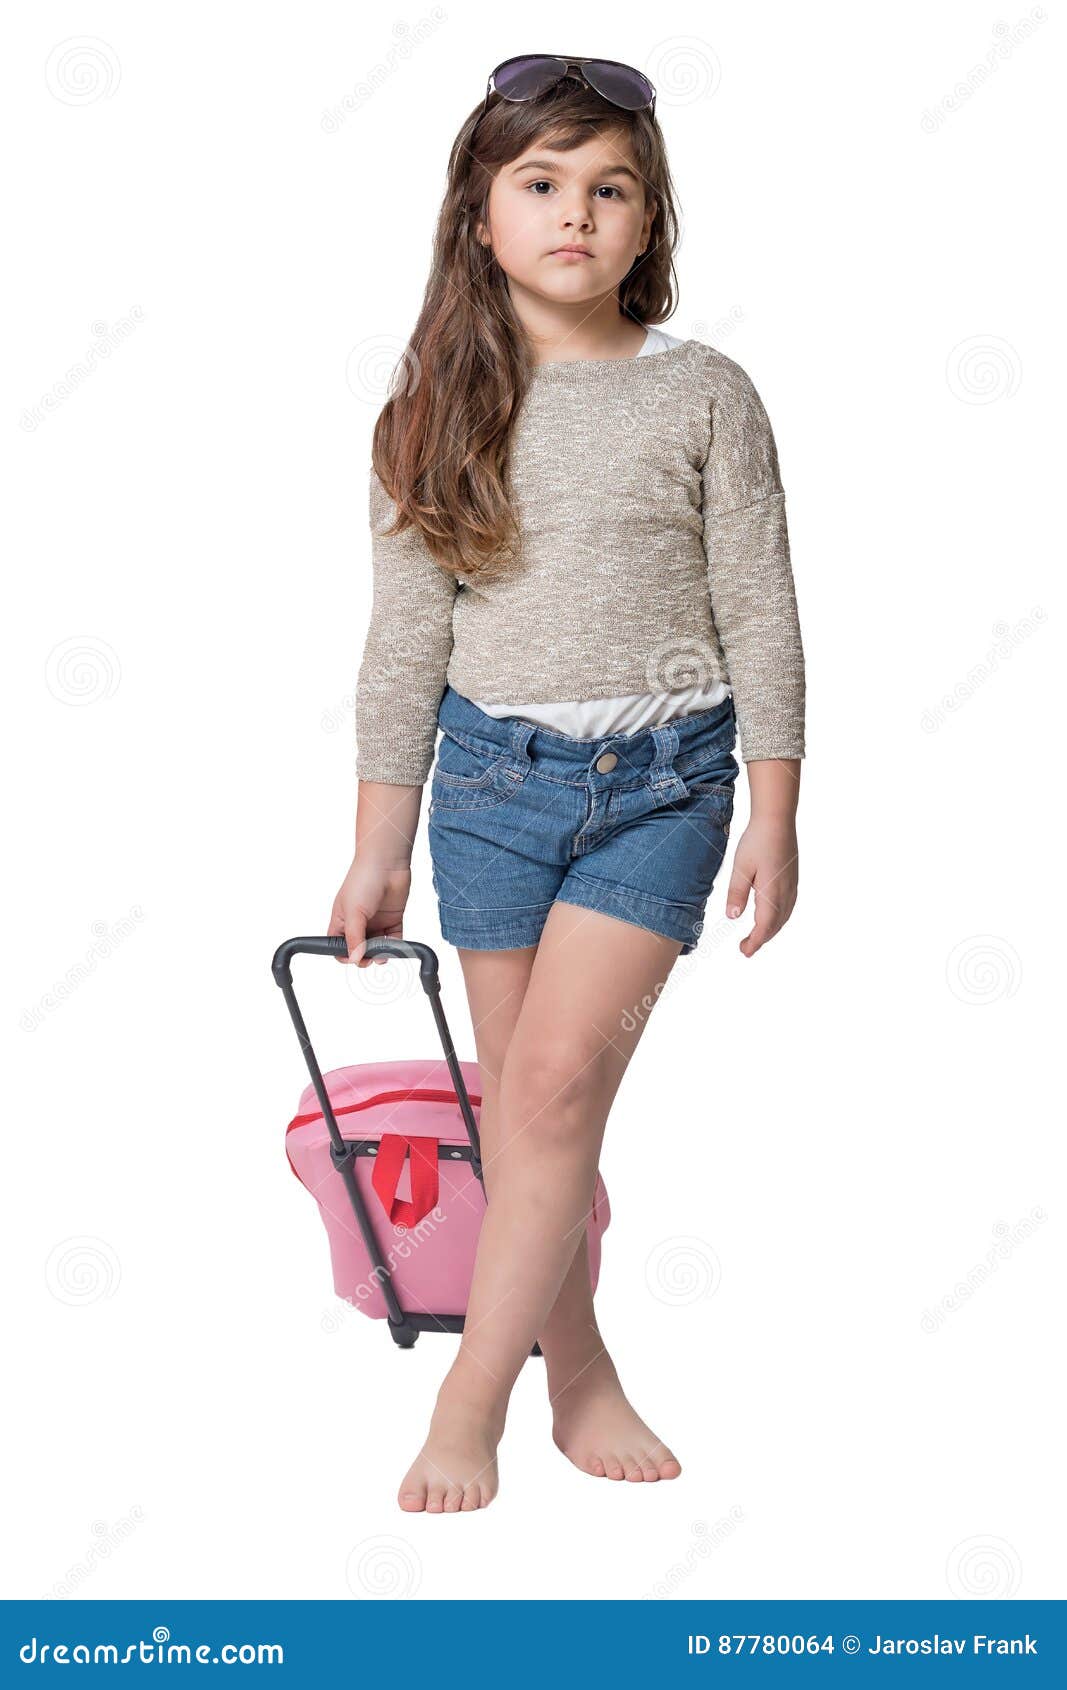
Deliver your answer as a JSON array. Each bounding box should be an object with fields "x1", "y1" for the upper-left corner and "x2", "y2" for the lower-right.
[{"x1": 527, "y1": 181, "x2": 623, "y2": 200}]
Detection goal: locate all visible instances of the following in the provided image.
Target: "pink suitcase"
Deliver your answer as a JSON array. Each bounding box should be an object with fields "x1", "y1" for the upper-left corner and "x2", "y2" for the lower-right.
[{"x1": 272, "y1": 935, "x2": 611, "y2": 1352}]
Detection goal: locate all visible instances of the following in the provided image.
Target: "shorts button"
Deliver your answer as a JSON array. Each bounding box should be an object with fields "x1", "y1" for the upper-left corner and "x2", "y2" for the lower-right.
[{"x1": 595, "y1": 751, "x2": 618, "y2": 773}]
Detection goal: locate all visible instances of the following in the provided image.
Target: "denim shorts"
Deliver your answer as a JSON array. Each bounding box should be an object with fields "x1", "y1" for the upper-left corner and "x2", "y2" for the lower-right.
[{"x1": 426, "y1": 685, "x2": 739, "y2": 955}]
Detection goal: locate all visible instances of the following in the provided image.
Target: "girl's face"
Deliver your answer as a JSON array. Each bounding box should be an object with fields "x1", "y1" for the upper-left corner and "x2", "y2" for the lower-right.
[{"x1": 477, "y1": 128, "x2": 655, "y2": 306}]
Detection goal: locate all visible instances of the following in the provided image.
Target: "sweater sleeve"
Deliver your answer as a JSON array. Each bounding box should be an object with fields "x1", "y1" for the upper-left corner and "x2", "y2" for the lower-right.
[
  {"x1": 354, "y1": 467, "x2": 460, "y2": 785},
  {"x1": 700, "y1": 359, "x2": 806, "y2": 762}
]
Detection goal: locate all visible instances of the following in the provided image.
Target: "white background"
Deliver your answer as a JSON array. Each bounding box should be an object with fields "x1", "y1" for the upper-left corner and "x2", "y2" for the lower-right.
[{"x1": 3, "y1": 2, "x2": 1062, "y2": 1602}]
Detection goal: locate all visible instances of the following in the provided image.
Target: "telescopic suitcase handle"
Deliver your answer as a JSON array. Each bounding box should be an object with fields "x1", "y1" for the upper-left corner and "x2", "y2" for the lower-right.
[{"x1": 270, "y1": 935, "x2": 482, "y2": 1173}]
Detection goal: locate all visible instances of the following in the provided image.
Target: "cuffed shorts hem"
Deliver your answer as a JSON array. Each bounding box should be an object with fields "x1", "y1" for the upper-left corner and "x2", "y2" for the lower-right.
[
  {"x1": 436, "y1": 898, "x2": 556, "y2": 952},
  {"x1": 552, "y1": 872, "x2": 703, "y2": 955}
]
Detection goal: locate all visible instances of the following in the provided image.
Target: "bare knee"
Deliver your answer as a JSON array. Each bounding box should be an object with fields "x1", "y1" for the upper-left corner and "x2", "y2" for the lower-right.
[{"x1": 498, "y1": 1046, "x2": 609, "y2": 1153}]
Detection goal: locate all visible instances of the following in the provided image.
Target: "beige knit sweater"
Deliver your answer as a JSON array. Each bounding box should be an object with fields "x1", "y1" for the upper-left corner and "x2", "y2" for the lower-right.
[{"x1": 355, "y1": 340, "x2": 805, "y2": 785}]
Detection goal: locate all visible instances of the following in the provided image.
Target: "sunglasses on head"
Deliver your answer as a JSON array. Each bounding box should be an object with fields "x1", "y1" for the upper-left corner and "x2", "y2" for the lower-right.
[{"x1": 479, "y1": 55, "x2": 657, "y2": 124}]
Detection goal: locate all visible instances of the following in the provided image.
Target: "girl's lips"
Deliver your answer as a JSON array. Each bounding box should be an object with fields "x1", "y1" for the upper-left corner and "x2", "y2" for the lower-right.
[{"x1": 551, "y1": 249, "x2": 593, "y2": 260}]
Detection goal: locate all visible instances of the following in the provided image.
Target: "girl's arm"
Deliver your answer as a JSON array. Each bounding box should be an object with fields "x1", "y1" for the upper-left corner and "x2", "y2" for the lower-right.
[
  {"x1": 700, "y1": 357, "x2": 806, "y2": 766},
  {"x1": 701, "y1": 357, "x2": 805, "y2": 956},
  {"x1": 354, "y1": 466, "x2": 460, "y2": 786},
  {"x1": 331, "y1": 469, "x2": 459, "y2": 966}
]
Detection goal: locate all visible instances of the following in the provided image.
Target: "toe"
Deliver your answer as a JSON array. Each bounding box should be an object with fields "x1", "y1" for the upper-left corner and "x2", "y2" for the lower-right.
[
  {"x1": 623, "y1": 1454, "x2": 646, "y2": 1481},
  {"x1": 442, "y1": 1486, "x2": 463, "y2": 1513},
  {"x1": 398, "y1": 1486, "x2": 426, "y2": 1512},
  {"x1": 604, "y1": 1456, "x2": 625, "y2": 1480},
  {"x1": 638, "y1": 1457, "x2": 661, "y2": 1481},
  {"x1": 587, "y1": 1454, "x2": 607, "y2": 1477},
  {"x1": 425, "y1": 1486, "x2": 446, "y2": 1513},
  {"x1": 658, "y1": 1453, "x2": 682, "y2": 1479},
  {"x1": 460, "y1": 1485, "x2": 479, "y2": 1511}
]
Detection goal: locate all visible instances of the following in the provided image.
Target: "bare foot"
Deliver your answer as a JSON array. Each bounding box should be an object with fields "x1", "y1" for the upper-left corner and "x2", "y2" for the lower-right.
[
  {"x1": 397, "y1": 1387, "x2": 505, "y2": 1513},
  {"x1": 548, "y1": 1351, "x2": 682, "y2": 1482}
]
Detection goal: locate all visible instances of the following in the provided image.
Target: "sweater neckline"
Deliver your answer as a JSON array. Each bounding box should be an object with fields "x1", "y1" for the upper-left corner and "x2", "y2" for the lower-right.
[{"x1": 528, "y1": 340, "x2": 698, "y2": 380}]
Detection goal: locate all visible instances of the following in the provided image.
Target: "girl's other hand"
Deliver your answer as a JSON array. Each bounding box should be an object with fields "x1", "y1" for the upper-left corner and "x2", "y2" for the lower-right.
[
  {"x1": 328, "y1": 853, "x2": 412, "y2": 967},
  {"x1": 724, "y1": 816, "x2": 798, "y2": 958}
]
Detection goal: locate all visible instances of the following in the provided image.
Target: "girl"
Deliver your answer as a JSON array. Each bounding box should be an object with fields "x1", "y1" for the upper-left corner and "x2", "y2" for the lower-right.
[{"x1": 329, "y1": 54, "x2": 805, "y2": 1513}]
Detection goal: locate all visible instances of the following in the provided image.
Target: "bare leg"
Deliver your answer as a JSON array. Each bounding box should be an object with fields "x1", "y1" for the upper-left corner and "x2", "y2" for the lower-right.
[
  {"x1": 460, "y1": 947, "x2": 683, "y2": 1484},
  {"x1": 397, "y1": 902, "x2": 686, "y2": 1511}
]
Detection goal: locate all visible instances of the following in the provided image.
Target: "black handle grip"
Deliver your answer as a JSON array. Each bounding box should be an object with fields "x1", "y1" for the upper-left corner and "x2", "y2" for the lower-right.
[
  {"x1": 270, "y1": 932, "x2": 481, "y2": 1176},
  {"x1": 271, "y1": 934, "x2": 440, "y2": 989}
]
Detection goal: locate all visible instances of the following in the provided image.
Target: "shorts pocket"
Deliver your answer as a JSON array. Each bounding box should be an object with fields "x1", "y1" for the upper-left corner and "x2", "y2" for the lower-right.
[
  {"x1": 430, "y1": 730, "x2": 530, "y2": 814},
  {"x1": 674, "y1": 745, "x2": 739, "y2": 798},
  {"x1": 433, "y1": 728, "x2": 507, "y2": 790}
]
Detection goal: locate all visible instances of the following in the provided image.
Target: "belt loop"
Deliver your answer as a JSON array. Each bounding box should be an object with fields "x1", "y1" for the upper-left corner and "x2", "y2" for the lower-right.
[
  {"x1": 507, "y1": 717, "x2": 535, "y2": 774},
  {"x1": 647, "y1": 721, "x2": 681, "y2": 788}
]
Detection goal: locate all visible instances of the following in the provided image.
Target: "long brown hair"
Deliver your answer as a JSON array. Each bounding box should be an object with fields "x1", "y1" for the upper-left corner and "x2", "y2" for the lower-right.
[{"x1": 370, "y1": 79, "x2": 681, "y2": 581}]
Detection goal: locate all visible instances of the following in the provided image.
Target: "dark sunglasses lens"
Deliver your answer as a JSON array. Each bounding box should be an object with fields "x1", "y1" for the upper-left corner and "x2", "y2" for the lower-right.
[
  {"x1": 493, "y1": 55, "x2": 569, "y2": 101},
  {"x1": 583, "y1": 60, "x2": 654, "y2": 110}
]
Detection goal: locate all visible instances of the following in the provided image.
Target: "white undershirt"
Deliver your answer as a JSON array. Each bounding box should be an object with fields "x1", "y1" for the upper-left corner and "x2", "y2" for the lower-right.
[{"x1": 467, "y1": 325, "x2": 732, "y2": 738}]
